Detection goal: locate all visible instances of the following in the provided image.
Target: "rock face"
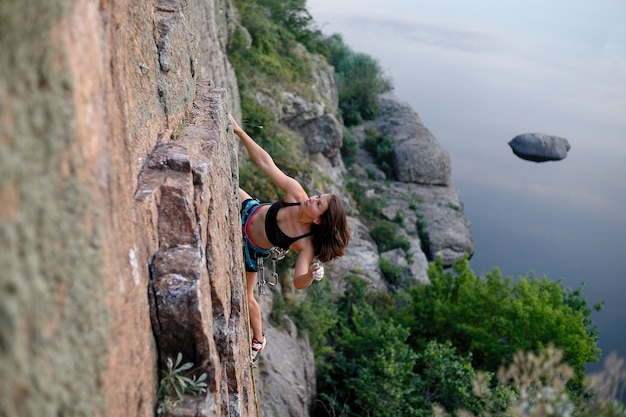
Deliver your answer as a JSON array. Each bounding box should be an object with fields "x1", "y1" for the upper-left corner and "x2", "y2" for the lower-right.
[
  {"x1": 0, "y1": 1, "x2": 255, "y2": 416},
  {"x1": 373, "y1": 93, "x2": 452, "y2": 186},
  {"x1": 338, "y1": 94, "x2": 473, "y2": 274},
  {"x1": 136, "y1": 84, "x2": 256, "y2": 416},
  {"x1": 254, "y1": 312, "x2": 318, "y2": 417},
  {"x1": 330, "y1": 216, "x2": 388, "y2": 291},
  {"x1": 509, "y1": 133, "x2": 571, "y2": 162}
]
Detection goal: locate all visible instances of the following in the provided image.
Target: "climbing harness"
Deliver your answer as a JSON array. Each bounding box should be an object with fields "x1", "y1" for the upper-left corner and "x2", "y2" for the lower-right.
[{"x1": 256, "y1": 247, "x2": 288, "y2": 295}]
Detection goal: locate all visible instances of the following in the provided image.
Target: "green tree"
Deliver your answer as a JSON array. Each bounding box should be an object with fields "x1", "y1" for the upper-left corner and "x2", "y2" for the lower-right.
[
  {"x1": 415, "y1": 341, "x2": 511, "y2": 416},
  {"x1": 314, "y1": 276, "x2": 509, "y2": 417},
  {"x1": 316, "y1": 276, "x2": 424, "y2": 416},
  {"x1": 395, "y1": 259, "x2": 602, "y2": 400},
  {"x1": 322, "y1": 34, "x2": 392, "y2": 125},
  {"x1": 363, "y1": 125, "x2": 395, "y2": 176}
]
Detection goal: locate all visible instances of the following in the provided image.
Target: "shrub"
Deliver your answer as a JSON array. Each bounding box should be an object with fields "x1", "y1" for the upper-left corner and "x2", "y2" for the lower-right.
[
  {"x1": 340, "y1": 126, "x2": 358, "y2": 166},
  {"x1": 380, "y1": 257, "x2": 404, "y2": 285},
  {"x1": 363, "y1": 125, "x2": 395, "y2": 177},
  {"x1": 370, "y1": 220, "x2": 410, "y2": 253},
  {"x1": 395, "y1": 259, "x2": 602, "y2": 401},
  {"x1": 157, "y1": 353, "x2": 207, "y2": 415},
  {"x1": 322, "y1": 34, "x2": 392, "y2": 126}
]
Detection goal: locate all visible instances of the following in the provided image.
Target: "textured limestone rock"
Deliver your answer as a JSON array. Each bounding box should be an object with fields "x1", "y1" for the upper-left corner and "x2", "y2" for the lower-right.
[
  {"x1": 373, "y1": 92, "x2": 452, "y2": 186},
  {"x1": 254, "y1": 316, "x2": 317, "y2": 417},
  {"x1": 136, "y1": 84, "x2": 256, "y2": 416},
  {"x1": 191, "y1": 0, "x2": 242, "y2": 115},
  {"x1": 380, "y1": 237, "x2": 430, "y2": 287},
  {"x1": 411, "y1": 185, "x2": 474, "y2": 266},
  {"x1": 509, "y1": 133, "x2": 571, "y2": 162},
  {"x1": 254, "y1": 90, "x2": 344, "y2": 162},
  {"x1": 0, "y1": 0, "x2": 257, "y2": 412},
  {"x1": 329, "y1": 216, "x2": 387, "y2": 292},
  {"x1": 346, "y1": 98, "x2": 473, "y2": 271}
]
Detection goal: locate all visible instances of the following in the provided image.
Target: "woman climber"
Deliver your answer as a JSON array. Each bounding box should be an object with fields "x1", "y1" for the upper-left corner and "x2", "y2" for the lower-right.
[{"x1": 230, "y1": 115, "x2": 351, "y2": 361}]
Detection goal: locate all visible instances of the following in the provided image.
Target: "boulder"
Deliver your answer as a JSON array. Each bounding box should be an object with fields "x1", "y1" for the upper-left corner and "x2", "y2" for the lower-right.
[
  {"x1": 254, "y1": 316, "x2": 317, "y2": 417},
  {"x1": 509, "y1": 133, "x2": 571, "y2": 162},
  {"x1": 328, "y1": 216, "x2": 387, "y2": 293},
  {"x1": 380, "y1": 237, "x2": 429, "y2": 288},
  {"x1": 385, "y1": 181, "x2": 474, "y2": 267},
  {"x1": 414, "y1": 184, "x2": 474, "y2": 266},
  {"x1": 372, "y1": 93, "x2": 452, "y2": 185},
  {"x1": 253, "y1": 90, "x2": 346, "y2": 186}
]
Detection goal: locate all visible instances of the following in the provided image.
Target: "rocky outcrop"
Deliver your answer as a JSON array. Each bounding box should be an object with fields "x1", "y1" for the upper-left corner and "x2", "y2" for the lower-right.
[
  {"x1": 329, "y1": 216, "x2": 388, "y2": 291},
  {"x1": 254, "y1": 310, "x2": 317, "y2": 417},
  {"x1": 409, "y1": 184, "x2": 474, "y2": 266},
  {"x1": 509, "y1": 133, "x2": 571, "y2": 162},
  {"x1": 339, "y1": 93, "x2": 473, "y2": 274},
  {"x1": 0, "y1": 1, "x2": 253, "y2": 416},
  {"x1": 136, "y1": 83, "x2": 255, "y2": 416},
  {"x1": 373, "y1": 92, "x2": 452, "y2": 186},
  {"x1": 254, "y1": 89, "x2": 344, "y2": 167}
]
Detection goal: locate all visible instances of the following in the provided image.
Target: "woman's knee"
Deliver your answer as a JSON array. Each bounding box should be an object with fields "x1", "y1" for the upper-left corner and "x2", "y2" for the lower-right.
[
  {"x1": 239, "y1": 188, "x2": 252, "y2": 201},
  {"x1": 247, "y1": 292, "x2": 259, "y2": 307}
]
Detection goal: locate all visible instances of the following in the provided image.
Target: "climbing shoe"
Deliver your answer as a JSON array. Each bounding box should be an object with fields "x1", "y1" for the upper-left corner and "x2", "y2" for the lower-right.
[{"x1": 251, "y1": 336, "x2": 267, "y2": 361}]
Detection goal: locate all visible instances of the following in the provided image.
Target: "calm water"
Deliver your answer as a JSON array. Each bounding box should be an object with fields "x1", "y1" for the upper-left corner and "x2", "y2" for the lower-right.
[
  {"x1": 455, "y1": 158, "x2": 626, "y2": 374},
  {"x1": 308, "y1": 0, "x2": 626, "y2": 374}
]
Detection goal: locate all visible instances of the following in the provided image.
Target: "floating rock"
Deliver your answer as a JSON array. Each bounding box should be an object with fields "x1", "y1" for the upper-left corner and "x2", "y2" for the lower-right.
[{"x1": 508, "y1": 133, "x2": 571, "y2": 162}]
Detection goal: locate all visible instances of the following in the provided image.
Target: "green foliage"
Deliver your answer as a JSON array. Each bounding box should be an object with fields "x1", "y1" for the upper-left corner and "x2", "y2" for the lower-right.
[
  {"x1": 395, "y1": 259, "x2": 601, "y2": 401},
  {"x1": 312, "y1": 276, "x2": 509, "y2": 417},
  {"x1": 370, "y1": 220, "x2": 410, "y2": 253},
  {"x1": 345, "y1": 180, "x2": 386, "y2": 221},
  {"x1": 416, "y1": 341, "x2": 512, "y2": 415},
  {"x1": 157, "y1": 353, "x2": 207, "y2": 415},
  {"x1": 316, "y1": 277, "x2": 420, "y2": 416},
  {"x1": 301, "y1": 264, "x2": 614, "y2": 417},
  {"x1": 380, "y1": 257, "x2": 404, "y2": 285},
  {"x1": 230, "y1": 0, "x2": 311, "y2": 87},
  {"x1": 363, "y1": 125, "x2": 395, "y2": 176},
  {"x1": 320, "y1": 34, "x2": 392, "y2": 125},
  {"x1": 271, "y1": 277, "x2": 338, "y2": 358},
  {"x1": 340, "y1": 126, "x2": 358, "y2": 166}
]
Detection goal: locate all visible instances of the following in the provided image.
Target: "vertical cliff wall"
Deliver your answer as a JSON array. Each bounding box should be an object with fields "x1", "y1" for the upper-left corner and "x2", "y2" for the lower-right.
[{"x1": 0, "y1": 0, "x2": 255, "y2": 416}]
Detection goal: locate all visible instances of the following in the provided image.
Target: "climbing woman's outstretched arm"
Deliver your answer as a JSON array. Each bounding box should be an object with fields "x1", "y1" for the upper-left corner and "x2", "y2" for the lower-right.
[{"x1": 230, "y1": 115, "x2": 306, "y2": 200}]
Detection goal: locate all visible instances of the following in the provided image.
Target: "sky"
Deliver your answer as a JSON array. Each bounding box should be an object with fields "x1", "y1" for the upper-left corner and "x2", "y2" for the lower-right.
[{"x1": 307, "y1": 0, "x2": 626, "y2": 374}]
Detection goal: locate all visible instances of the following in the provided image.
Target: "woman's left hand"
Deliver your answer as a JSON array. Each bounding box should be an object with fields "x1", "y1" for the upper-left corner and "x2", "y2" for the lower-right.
[{"x1": 312, "y1": 263, "x2": 324, "y2": 281}]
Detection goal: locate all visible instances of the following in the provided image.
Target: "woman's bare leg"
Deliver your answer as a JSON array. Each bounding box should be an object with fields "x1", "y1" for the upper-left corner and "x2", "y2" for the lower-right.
[
  {"x1": 246, "y1": 270, "x2": 263, "y2": 341},
  {"x1": 240, "y1": 187, "x2": 263, "y2": 340},
  {"x1": 239, "y1": 188, "x2": 252, "y2": 203}
]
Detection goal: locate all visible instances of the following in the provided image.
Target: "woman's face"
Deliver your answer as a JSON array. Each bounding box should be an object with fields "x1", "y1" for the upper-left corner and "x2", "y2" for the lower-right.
[{"x1": 303, "y1": 194, "x2": 330, "y2": 222}]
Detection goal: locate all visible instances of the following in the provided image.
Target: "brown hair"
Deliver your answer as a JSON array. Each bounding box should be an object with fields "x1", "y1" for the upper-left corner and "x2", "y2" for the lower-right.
[{"x1": 311, "y1": 195, "x2": 351, "y2": 262}]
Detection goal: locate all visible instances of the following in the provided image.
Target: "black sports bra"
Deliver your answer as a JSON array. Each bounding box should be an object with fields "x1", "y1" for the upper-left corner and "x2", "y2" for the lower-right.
[{"x1": 265, "y1": 200, "x2": 313, "y2": 249}]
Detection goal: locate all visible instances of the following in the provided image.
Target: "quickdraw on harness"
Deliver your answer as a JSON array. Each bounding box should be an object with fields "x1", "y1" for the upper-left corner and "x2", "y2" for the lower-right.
[{"x1": 256, "y1": 247, "x2": 288, "y2": 295}]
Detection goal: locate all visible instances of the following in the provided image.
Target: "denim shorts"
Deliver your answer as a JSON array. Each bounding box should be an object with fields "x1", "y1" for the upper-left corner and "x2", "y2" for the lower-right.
[{"x1": 240, "y1": 199, "x2": 271, "y2": 272}]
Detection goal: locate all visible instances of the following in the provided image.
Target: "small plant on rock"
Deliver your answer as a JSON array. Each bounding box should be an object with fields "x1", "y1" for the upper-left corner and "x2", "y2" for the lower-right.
[{"x1": 157, "y1": 352, "x2": 208, "y2": 416}]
